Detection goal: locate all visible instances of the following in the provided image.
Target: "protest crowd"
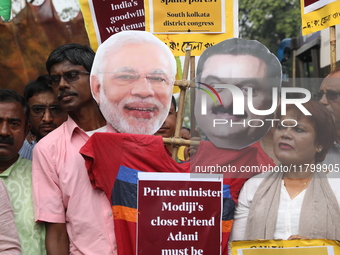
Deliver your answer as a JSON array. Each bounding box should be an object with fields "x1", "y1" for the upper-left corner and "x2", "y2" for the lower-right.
[{"x1": 0, "y1": 1, "x2": 340, "y2": 255}]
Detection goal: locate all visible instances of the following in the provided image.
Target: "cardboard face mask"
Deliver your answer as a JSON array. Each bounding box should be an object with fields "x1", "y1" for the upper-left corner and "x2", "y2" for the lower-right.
[
  {"x1": 194, "y1": 38, "x2": 282, "y2": 150},
  {"x1": 90, "y1": 30, "x2": 176, "y2": 135}
]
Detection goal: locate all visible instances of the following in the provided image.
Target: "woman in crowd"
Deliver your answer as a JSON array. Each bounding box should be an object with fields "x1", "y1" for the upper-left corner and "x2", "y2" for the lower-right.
[{"x1": 231, "y1": 100, "x2": 340, "y2": 241}]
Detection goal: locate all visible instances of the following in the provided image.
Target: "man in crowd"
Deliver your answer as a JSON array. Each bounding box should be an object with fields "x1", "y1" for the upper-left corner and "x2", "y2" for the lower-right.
[
  {"x1": 0, "y1": 89, "x2": 45, "y2": 254},
  {"x1": 180, "y1": 126, "x2": 191, "y2": 140},
  {"x1": 19, "y1": 75, "x2": 67, "y2": 160},
  {"x1": 195, "y1": 38, "x2": 282, "y2": 150},
  {"x1": 90, "y1": 30, "x2": 176, "y2": 135},
  {"x1": 154, "y1": 95, "x2": 177, "y2": 154},
  {"x1": 318, "y1": 69, "x2": 340, "y2": 164},
  {"x1": 32, "y1": 43, "x2": 117, "y2": 254}
]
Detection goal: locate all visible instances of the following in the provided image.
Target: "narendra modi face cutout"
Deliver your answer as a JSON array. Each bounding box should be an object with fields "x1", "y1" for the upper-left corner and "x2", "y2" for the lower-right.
[{"x1": 91, "y1": 31, "x2": 176, "y2": 135}]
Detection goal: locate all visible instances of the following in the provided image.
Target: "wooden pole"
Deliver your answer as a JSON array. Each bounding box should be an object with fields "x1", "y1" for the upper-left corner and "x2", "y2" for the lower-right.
[
  {"x1": 292, "y1": 50, "x2": 296, "y2": 87},
  {"x1": 189, "y1": 56, "x2": 196, "y2": 132},
  {"x1": 172, "y1": 48, "x2": 191, "y2": 160},
  {"x1": 163, "y1": 137, "x2": 200, "y2": 146},
  {"x1": 330, "y1": 25, "x2": 336, "y2": 72},
  {"x1": 174, "y1": 80, "x2": 192, "y2": 87}
]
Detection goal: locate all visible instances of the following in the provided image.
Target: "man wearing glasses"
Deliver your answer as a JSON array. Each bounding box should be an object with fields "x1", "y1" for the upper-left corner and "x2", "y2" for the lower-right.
[
  {"x1": 32, "y1": 44, "x2": 117, "y2": 255},
  {"x1": 318, "y1": 70, "x2": 340, "y2": 164},
  {"x1": 19, "y1": 75, "x2": 67, "y2": 160}
]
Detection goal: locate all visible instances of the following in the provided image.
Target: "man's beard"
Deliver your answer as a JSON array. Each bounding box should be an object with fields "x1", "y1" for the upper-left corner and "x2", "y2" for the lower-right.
[{"x1": 99, "y1": 89, "x2": 169, "y2": 135}]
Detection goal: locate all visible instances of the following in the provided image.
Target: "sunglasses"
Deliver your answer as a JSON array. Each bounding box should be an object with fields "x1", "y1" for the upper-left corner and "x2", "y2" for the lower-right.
[
  {"x1": 30, "y1": 105, "x2": 66, "y2": 117},
  {"x1": 314, "y1": 90, "x2": 340, "y2": 101},
  {"x1": 49, "y1": 70, "x2": 90, "y2": 87}
]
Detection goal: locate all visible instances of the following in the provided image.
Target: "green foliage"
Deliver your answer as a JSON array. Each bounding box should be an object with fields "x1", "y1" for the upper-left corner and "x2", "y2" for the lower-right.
[{"x1": 239, "y1": 0, "x2": 301, "y2": 54}]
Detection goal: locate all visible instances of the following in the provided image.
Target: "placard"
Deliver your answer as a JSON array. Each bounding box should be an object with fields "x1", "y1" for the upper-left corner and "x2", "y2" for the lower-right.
[
  {"x1": 79, "y1": 0, "x2": 237, "y2": 55},
  {"x1": 78, "y1": 0, "x2": 146, "y2": 50},
  {"x1": 144, "y1": 0, "x2": 237, "y2": 56},
  {"x1": 303, "y1": 0, "x2": 336, "y2": 14},
  {"x1": 148, "y1": 0, "x2": 224, "y2": 34},
  {"x1": 300, "y1": 0, "x2": 340, "y2": 35},
  {"x1": 137, "y1": 173, "x2": 223, "y2": 255},
  {"x1": 231, "y1": 239, "x2": 340, "y2": 255}
]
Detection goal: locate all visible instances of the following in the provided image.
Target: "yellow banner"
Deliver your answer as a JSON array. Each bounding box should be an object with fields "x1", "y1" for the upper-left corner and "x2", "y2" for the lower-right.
[
  {"x1": 300, "y1": 0, "x2": 340, "y2": 35},
  {"x1": 145, "y1": 0, "x2": 236, "y2": 56},
  {"x1": 232, "y1": 239, "x2": 340, "y2": 255},
  {"x1": 78, "y1": 0, "x2": 236, "y2": 55},
  {"x1": 77, "y1": 0, "x2": 99, "y2": 51},
  {"x1": 150, "y1": 0, "x2": 223, "y2": 33},
  {"x1": 77, "y1": 0, "x2": 184, "y2": 93}
]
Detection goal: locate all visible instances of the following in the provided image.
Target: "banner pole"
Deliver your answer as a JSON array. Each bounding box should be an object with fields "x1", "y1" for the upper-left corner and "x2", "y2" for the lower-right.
[
  {"x1": 172, "y1": 47, "x2": 191, "y2": 160},
  {"x1": 189, "y1": 56, "x2": 197, "y2": 132},
  {"x1": 330, "y1": 25, "x2": 336, "y2": 72},
  {"x1": 292, "y1": 50, "x2": 296, "y2": 87}
]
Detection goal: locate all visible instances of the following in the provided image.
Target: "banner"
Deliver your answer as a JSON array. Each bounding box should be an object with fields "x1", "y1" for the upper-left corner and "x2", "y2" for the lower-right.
[
  {"x1": 78, "y1": 0, "x2": 145, "y2": 51},
  {"x1": 79, "y1": 0, "x2": 237, "y2": 55},
  {"x1": 300, "y1": 0, "x2": 340, "y2": 35},
  {"x1": 144, "y1": 0, "x2": 237, "y2": 56},
  {"x1": 137, "y1": 173, "x2": 223, "y2": 255},
  {"x1": 148, "y1": 0, "x2": 224, "y2": 34},
  {"x1": 303, "y1": 0, "x2": 337, "y2": 14},
  {"x1": 231, "y1": 239, "x2": 340, "y2": 255}
]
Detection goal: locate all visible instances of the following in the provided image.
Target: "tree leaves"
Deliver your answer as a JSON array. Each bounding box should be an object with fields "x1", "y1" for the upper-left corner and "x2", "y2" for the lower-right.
[{"x1": 239, "y1": 0, "x2": 301, "y2": 54}]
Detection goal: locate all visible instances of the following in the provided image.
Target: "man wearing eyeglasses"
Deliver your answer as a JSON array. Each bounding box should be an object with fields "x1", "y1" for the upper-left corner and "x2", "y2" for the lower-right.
[
  {"x1": 90, "y1": 30, "x2": 176, "y2": 135},
  {"x1": 318, "y1": 70, "x2": 340, "y2": 165},
  {"x1": 32, "y1": 44, "x2": 117, "y2": 255},
  {"x1": 19, "y1": 75, "x2": 67, "y2": 160}
]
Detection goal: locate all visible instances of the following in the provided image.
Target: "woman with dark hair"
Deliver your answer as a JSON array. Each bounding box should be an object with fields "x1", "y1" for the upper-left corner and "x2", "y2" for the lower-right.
[{"x1": 231, "y1": 100, "x2": 340, "y2": 241}]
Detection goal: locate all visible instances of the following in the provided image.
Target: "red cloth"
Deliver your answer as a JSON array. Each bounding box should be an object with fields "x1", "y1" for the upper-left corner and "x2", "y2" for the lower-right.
[{"x1": 80, "y1": 133, "x2": 275, "y2": 255}]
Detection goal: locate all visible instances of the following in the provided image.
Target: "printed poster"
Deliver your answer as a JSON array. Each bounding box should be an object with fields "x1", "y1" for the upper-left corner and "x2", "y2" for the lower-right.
[
  {"x1": 231, "y1": 239, "x2": 340, "y2": 255},
  {"x1": 303, "y1": 0, "x2": 337, "y2": 14},
  {"x1": 300, "y1": 0, "x2": 340, "y2": 35},
  {"x1": 137, "y1": 173, "x2": 223, "y2": 255},
  {"x1": 144, "y1": 0, "x2": 237, "y2": 56},
  {"x1": 148, "y1": 0, "x2": 224, "y2": 34},
  {"x1": 78, "y1": 0, "x2": 146, "y2": 51},
  {"x1": 78, "y1": 0, "x2": 237, "y2": 55}
]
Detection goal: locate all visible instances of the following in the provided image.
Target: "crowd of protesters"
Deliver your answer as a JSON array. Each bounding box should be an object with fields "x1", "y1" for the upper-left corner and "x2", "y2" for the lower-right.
[{"x1": 0, "y1": 30, "x2": 339, "y2": 255}]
